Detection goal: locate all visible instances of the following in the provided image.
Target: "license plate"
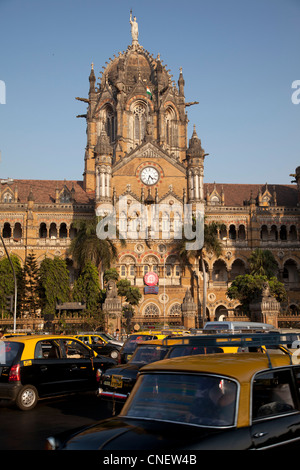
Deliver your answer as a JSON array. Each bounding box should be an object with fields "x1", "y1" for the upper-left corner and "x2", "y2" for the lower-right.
[{"x1": 111, "y1": 375, "x2": 123, "y2": 388}]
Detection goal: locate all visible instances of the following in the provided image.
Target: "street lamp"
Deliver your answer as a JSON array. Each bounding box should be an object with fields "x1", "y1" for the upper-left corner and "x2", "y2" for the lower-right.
[{"x1": 0, "y1": 234, "x2": 17, "y2": 333}]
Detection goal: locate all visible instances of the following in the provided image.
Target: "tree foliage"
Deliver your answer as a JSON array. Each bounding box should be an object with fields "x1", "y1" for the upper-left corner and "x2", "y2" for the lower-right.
[
  {"x1": 39, "y1": 257, "x2": 70, "y2": 315},
  {"x1": 0, "y1": 255, "x2": 24, "y2": 315},
  {"x1": 227, "y1": 274, "x2": 287, "y2": 312},
  {"x1": 72, "y1": 262, "x2": 102, "y2": 315},
  {"x1": 22, "y1": 252, "x2": 41, "y2": 317},
  {"x1": 69, "y1": 217, "x2": 119, "y2": 285},
  {"x1": 249, "y1": 248, "x2": 278, "y2": 278},
  {"x1": 227, "y1": 249, "x2": 286, "y2": 312}
]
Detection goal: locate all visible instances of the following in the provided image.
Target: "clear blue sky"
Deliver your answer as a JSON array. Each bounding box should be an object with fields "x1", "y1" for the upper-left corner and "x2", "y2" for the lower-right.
[{"x1": 0, "y1": 0, "x2": 299, "y2": 185}]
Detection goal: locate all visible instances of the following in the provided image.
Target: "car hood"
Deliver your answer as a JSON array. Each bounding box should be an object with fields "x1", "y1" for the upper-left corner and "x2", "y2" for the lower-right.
[
  {"x1": 104, "y1": 363, "x2": 145, "y2": 378},
  {"x1": 57, "y1": 417, "x2": 228, "y2": 450}
]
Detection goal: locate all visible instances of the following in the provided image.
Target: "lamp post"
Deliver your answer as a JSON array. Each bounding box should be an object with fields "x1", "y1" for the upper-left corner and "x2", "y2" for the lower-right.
[{"x1": 0, "y1": 234, "x2": 17, "y2": 333}]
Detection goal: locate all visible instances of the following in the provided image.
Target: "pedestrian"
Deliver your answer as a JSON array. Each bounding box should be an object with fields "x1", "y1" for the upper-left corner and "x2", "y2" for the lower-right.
[{"x1": 0, "y1": 330, "x2": 3, "y2": 340}]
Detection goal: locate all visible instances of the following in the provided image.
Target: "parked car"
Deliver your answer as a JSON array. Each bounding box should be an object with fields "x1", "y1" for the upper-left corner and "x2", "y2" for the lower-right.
[
  {"x1": 0, "y1": 335, "x2": 117, "y2": 410},
  {"x1": 95, "y1": 331, "x2": 124, "y2": 347},
  {"x1": 74, "y1": 334, "x2": 121, "y2": 359},
  {"x1": 46, "y1": 333, "x2": 299, "y2": 450}
]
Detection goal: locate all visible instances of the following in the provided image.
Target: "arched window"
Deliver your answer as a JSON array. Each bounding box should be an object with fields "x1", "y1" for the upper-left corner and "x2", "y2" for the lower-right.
[
  {"x1": 59, "y1": 223, "x2": 68, "y2": 238},
  {"x1": 169, "y1": 303, "x2": 181, "y2": 317},
  {"x1": 133, "y1": 103, "x2": 146, "y2": 144},
  {"x1": 280, "y1": 225, "x2": 287, "y2": 241},
  {"x1": 165, "y1": 106, "x2": 177, "y2": 148},
  {"x1": 2, "y1": 222, "x2": 11, "y2": 238},
  {"x1": 144, "y1": 303, "x2": 160, "y2": 318},
  {"x1": 229, "y1": 225, "x2": 236, "y2": 240},
  {"x1": 39, "y1": 223, "x2": 47, "y2": 238},
  {"x1": 49, "y1": 223, "x2": 57, "y2": 239},
  {"x1": 99, "y1": 104, "x2": 116, "y2": 143},
  {"x1": 2, "y1": 192, "x2": 12, "y2": 203},
  {"x1": 13, "y1": 223, "x2": 22, "y2": 239}
]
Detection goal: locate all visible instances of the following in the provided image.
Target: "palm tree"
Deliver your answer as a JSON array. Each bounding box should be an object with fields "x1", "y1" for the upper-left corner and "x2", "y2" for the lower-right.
[
  {"x1": 69, "y1": 217, "x2": 120, "y2": 288},
  {"x1": 177, "y1": 221, "x2": 223, "y2": 327},
  {"x1": 249, "y1": 248, "x2": 278, "y2": 278}
]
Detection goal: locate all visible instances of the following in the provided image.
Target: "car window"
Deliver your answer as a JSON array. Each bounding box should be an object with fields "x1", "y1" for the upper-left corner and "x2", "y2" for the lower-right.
[
  {"x1": 122, "y1": 335, "x2": 155, "y2": 353},
  {"x1": 0, "y1": 341, "x2": 23, "y2": 365},
  {"x1": 91, "y1": 336, "x2": 105, "y2": 345},
  {"x1": 168, "y1": 346, "x2": 223, "y2": 358},
  {"x1": 64, "y1": 340, "x2": 91, "y2": 359},
  {"x1": 252, "y1": 369, "x2": 296, "y2": 420},
  {"x1": 122, "y1": 373, "x2": 237, "y2": 427},
  {"x1": 34, "y1": 340, "x2": 61, "y2": 359},
  {"x1": 131, "y1": 346, "x2": 168, "y2": 364},
  {"x1": 77, "y1": 336, "x2": 89, "y2": 344}
]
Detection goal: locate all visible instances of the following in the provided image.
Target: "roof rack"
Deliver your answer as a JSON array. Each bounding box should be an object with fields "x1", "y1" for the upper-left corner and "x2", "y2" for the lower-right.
[
  {"x1": 162, "y1": 332, "x2": 294, "y2": 350},
  {"x1": 163, "y1": 332, "x2": 296, "y2": 368}
]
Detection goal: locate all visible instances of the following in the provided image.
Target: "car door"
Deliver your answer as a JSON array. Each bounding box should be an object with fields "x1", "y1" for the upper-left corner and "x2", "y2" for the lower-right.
[
  {"x1": 250, "y1": 368, "x2": 300, "y2": 449},
  {"x1": 32, "y1": 339, "x2": 68, "y2": 397},
  {"x1": 61, "y1": 339, "x2": 96, "y2": 392}
]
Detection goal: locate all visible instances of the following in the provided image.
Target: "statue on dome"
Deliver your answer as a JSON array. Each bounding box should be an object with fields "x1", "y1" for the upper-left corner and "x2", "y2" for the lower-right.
[{"x1": 129, "y1": 10, "x2": 139, "y2": 44}]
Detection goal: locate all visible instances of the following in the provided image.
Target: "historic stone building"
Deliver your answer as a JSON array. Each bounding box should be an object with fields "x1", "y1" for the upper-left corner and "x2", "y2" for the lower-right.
[{"x1": 0, "y1": 15, "x2": 300, "y2": 331}]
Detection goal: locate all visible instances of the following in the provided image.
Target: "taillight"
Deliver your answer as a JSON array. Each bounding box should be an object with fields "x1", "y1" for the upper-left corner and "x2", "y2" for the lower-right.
[{"x1": 9, "y1": 364, "x2": 21, "y2": 382}]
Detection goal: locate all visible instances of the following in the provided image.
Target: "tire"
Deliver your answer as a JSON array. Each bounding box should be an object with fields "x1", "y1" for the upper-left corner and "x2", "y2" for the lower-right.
[
  {"x1": 110, "y1": 349, "x2": 119, "y2": 360},
  {"x1": 15, "y1": 385, "x2": 38, "y2": 411}
]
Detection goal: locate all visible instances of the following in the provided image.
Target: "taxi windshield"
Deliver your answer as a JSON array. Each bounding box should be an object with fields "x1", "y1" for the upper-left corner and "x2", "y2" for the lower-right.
[
  {"x1": 168, "y1": 345, "x2": 224, "y2": 358},
  {"x1": 0, "y1": 341, "x2": 23, "y2": 366},
  {"x1": 130, "y1": 346, "x2": 168, "y2": 364},
  {"x1": 123, "y1": 335, "x2": 155, "y2": 353},
  {"x1": 121, "y1": 373, "x2": 237, "y2": 427}
]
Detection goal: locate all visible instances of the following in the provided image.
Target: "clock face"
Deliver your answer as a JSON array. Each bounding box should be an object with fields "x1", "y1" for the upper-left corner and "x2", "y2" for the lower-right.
[{"x1": 140, "y1": 166, "x2": 159, "y2": 185}]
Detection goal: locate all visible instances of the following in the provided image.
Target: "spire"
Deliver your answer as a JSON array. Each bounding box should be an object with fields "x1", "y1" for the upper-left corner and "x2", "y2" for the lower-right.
[
  {"x1": 187, "y1": 125, "x2": 206, "y2": 159},
  {"x1": 89, "y1": 62, "x2": 96, "y2": 94},
  {"x1": 178, "y1": 67, "x2": 185, "y2": 96}
]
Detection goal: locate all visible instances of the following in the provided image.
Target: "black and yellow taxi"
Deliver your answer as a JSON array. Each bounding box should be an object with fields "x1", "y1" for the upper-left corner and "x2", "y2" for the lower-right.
[
  {"x1": 0, "y1": 334, "x2": 117, "y2": 410},
  {"x1": 73, "y1": 334, "x2": 121, "y2": 359},
  {"x1": 98, "y1": 337, "x2": 225, "y2": 405},
  {"x1": 46, "y1": 332, "x2": 300, "y2": 450},
  {"x1": 118, "y1": 329, "x2": 189, "y2": 363}
]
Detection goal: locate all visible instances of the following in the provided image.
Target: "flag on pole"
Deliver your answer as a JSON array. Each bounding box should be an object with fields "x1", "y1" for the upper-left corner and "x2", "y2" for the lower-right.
[{"x1": 146, "y1": 87, "x2": 152, "y2": 100}]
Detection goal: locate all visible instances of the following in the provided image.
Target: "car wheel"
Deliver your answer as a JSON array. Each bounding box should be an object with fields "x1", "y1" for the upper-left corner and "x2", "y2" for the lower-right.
[
  {"x1": 110, "y1": 350, "x2": 119, "y2": 360},
  {"x1": 15, "y1": 385, "x2": 38, "y2": 411}
]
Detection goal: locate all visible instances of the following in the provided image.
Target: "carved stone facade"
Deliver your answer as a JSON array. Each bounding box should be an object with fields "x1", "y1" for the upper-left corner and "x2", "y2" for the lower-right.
[{"x1": 0, "y1": 16, "x2": 300, "y2": 330}]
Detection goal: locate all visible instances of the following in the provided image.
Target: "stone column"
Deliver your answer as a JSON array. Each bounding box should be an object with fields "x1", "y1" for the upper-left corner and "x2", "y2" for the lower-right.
[
  {"x1": 249, "y1": 281, "x2": 280, "y2": 328},
  {"x1": 181, "y1": 288, "x2": 197, "y2": 329}
]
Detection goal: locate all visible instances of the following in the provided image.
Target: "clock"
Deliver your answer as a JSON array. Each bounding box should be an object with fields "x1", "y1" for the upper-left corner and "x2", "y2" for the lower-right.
[{"x1": 140, "y1": 166, "x2": 159, "y2": 185}]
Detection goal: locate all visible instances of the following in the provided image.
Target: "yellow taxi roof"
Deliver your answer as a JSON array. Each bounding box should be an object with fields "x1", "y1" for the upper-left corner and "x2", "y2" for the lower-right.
[
  {"x1": 137, "y1": 338, "x2": 183, "y2": 346},
  {"x1": 141, "y1": 352, "x2": 292, "y2": 384},
  {"x1": 2, "y1": 334, "x2": 74, "y2": 343}
]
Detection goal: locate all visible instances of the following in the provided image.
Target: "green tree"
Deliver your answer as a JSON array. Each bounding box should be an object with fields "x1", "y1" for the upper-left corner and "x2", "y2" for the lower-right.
[
  {"x1": 23, "y1": 252, "x2": 41, "y2": 317},
  {"x1": 249, "y1": 248, "x2": 278, "y2": 278},
  {"x1": 39, "y1": 257, "x2": 70, "y2": 316},
  {"x1": 72, "y1": 262, "x2": 102, "y2": 316},
  {"x1": 103, "y1": 268, "x2": 119, "y2": 284},
  {"x1": 116, "y1": 279, "x2": 142, "y2": 332},
  {"x1": 69, "y1": 217, "x2": 120, "y2": 287},
  {"x1": 227, "y1": 274, "x2": 287, "y2": 313},
  {"x1": 0, "y1": 255, "x2": 24, "y2": 316}
]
